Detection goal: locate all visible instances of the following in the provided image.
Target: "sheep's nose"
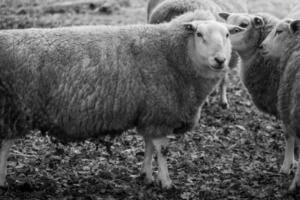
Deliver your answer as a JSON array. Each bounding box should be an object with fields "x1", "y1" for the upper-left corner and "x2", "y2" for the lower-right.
[
  {"x1": 214, "y1": 57, "x2": 226, "y2": 65},
  {"x1": 259, "y1": 43, "x2": 265, "y2": 50}
]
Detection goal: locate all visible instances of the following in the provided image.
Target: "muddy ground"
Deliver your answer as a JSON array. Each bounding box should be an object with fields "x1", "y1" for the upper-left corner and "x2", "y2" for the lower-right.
[{"x1": 0, "y1": 0, "x2": 300, "y2": 199}]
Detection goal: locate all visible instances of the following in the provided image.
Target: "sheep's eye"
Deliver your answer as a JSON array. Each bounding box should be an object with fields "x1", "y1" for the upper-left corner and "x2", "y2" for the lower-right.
[
  {"x1": 239, "y1": 22, "x2": 249, "y2": 28},
  {"x1": 226, "y1": 33, "x2": 229, "y2": 38},
  {"x1": 197, "y1": 32, "x2": 203, "y2": 37},
  {"x1": 235, "y1": 28, "x2": 240, "y2": 33},
  {"x1": 275, "y1": 30, "x2": 283, "y2": 35}
]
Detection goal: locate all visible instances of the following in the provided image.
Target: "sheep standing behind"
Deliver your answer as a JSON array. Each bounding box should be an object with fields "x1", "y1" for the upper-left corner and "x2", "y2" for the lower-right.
[
  {"x1": 147, "y1": 0, "x2": 247, "y2": 109},
  {"x1": 220, "y1": 12, "x2": 280, "y2": 116},
  {"x1": 223, "y1": 6, "x2": 300, "y2": 181},
  {"x1": 0, "y1": 17, "x2": 241, "y2": 188},
  {"x1": 259, "y1": 9, "x2": 300, "y2": 190},
  {"x1": 147, "y1": 0, "x2": 165, "y2": 21},
  {"x1": 220, "y1": 12, "x2": 300, "y2": 190}
]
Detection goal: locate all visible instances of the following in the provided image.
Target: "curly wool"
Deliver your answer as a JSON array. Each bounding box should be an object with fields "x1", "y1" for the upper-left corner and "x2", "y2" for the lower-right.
[{"x1": 0, "y1": 22, "x2": 223, "y2": 142}]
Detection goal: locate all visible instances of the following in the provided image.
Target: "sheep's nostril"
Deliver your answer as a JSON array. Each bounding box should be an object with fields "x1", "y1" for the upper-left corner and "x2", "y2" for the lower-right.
[
  {"x1": 258, "y1": 44, "x2": 265, "y2": 50},
  {"x1": 214, "y1": 57, "x2": 226, "y2": 65}
]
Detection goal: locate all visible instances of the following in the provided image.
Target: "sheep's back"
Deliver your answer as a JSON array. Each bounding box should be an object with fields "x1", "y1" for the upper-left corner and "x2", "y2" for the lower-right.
[
  {"x1": 213, "y1": 0, "x2": 248, "y2": 14},
  {"x1": 149, "y1": 0, "x2": 221, "y2": 24},
  {"x1": 0, "y1": 26, "x2": 168, "y2": 140}
]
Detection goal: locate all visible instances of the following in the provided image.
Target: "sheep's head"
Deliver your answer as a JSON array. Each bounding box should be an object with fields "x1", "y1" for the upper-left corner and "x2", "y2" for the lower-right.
[
  {"x1": 260, "y1": 19, "x2": 300, "y2": 58},
  {"x1": 219, "y1": 13, "x2": 278, "y2": 56},
  {"x1": 184, "y1": 20, "x2": 243, "y2": 75}
]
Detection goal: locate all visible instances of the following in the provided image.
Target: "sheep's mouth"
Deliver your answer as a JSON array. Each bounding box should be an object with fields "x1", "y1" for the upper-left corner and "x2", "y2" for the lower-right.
[
  {"x1": 209, "y1": 64, "x2": 225, "y2": 71},
  {"x1": 259, "y1": 49, "x2": 270, "y2": 56}
]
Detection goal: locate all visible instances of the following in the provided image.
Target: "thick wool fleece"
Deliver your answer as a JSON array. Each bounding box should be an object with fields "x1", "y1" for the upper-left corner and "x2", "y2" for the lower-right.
[
  {"x1": 0, "y1": 22, "x2": 223, "y2": 142},
  {"x1": 278, "y1": 34, "x2": 300, "y2": 136}
]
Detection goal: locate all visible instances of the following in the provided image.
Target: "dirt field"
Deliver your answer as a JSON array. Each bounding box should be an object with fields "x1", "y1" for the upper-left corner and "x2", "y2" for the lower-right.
[{"x1": 0, "y1": 0, "x2": 300, "y2": 199}]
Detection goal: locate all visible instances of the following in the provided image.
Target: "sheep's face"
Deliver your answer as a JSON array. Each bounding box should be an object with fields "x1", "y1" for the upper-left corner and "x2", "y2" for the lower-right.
[
  {"x1": 219, "y1": 13, "x2": 265, "y2": 54},
  {"x1": 261, "y1": 19, "x2": 300, "y2": 58},
  {"x1": 185, "y1": 20, "x2": 243, "y2": 73}
]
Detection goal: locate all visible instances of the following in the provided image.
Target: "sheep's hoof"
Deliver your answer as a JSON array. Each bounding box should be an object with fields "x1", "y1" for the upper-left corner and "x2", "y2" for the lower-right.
[
  {"x1": 280, "y1": 166, "x2": 292, "y2": 175},
  {"x1": 0, "y1": 179, "x2": 8, "y2": 189},
  {"x1": 280, "y1": 161, "x2": 297, "y2": 175},
  {"x1": 0, "y1": 183, "x2": 8, "y2": 192},
  {"x1": 0, "y1": 185, "x2": 7, "y2": 189},
  {"x1": 145, "y1": 177, "x2": 154, "y2": 185},
  {"x1": 288, "y1": 181, "x2": 299, "y2": 192},
  {"x1": 220, "y1": 102, "x2": 229, "y2": 109},
  {"x1": 193, "y1": 124, "x2": 201, "y2": 131},
  {"x1": 157, "y1": 179, "x2": 173, "y2": 190},
  {"x1": 140, "y1": 173, "x2": 154, "y2": 185}
]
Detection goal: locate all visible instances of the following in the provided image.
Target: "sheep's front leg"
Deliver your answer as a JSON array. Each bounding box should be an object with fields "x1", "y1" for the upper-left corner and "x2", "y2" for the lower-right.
[
  {"x1": 152, "y1": 137, "x2": 172, "y2": 189},
  {"x1": 141, "y1": 136, "x2": 154, "y2": 184},
  {"x1": 280, "y1": 135, "x2": 296, "y2": 174},
  {"x1": 219, "y1": 73, "x2": 229, "y2": 109},
  {"x1": 0, "y1": 139, "x2": 13, "y2": 187}
]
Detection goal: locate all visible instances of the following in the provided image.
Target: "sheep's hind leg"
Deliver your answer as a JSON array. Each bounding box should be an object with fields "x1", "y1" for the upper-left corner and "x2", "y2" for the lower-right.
[
  {"x1": 141, "y1": 136, "x2": 154, "y2": 184},
  {"x1": 0, "y1": 139, "x2": 13, "y2": 187},
  {"x1": 280, "y1": 134, "x2": 297, "y2": 174},
  {"x1": 289, "y1": 139, "x2": 300, "y2": 192},
  {"x1": 152, "y1": 136, "x2": 172, "y2": 189}
]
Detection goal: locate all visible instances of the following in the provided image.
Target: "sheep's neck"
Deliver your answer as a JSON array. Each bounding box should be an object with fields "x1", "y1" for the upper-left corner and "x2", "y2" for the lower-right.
[
  {"x1": 240, "y1": 50, "x2": 280, "y2": 117},
  {"x1": 238, "y1": 48, "x2": 257, "y2": 65}
]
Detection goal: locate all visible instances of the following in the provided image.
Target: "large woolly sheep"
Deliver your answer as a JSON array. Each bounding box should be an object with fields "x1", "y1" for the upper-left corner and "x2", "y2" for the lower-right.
[
  {"x1": 147, "y1": 0, "x2": 247, "y2": 109},
  {"x1": 220, "y1": 12, "x2": 300, "y2": 189},
  {"x1": 259, "y1": 15, "x2": 300, "y2": 192},
  {"x1": 0, "y1": 18, "x2": 242, "y2": 188}
]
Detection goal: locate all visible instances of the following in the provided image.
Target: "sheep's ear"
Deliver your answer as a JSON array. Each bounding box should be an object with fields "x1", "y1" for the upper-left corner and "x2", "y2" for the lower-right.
[
  {"x1": 253, "y1": 16, "x2": 264, "y2": 28},
  {"x1": 219, "y1": 12, "x2": 230, "y2": 21},
  {"x1": 183, "y1": 23, "x2": 196, "y2": 33},
  {"x1": 290, "y1": 20, "x2": 300, "y2": 34},
  {"x1": 227, "y1": 25, "x2": 245, "y2": 34}
]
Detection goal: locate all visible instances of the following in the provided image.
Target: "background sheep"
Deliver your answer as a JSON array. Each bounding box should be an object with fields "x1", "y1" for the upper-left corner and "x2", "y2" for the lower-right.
[
  {"x1": 147, "y1": 0, "x2": 247, "y2": 109},
  {"x1": 220, "y1": 12, "x2": 300, "y2": 189},
  {"x1": 147, "y1": 0, "x2": 164, "y2": 21},
  {"x1": 0, "y1": 18, "x2": 240, "y2": 188},
  {"x1": 259, "y1": 11, "x2": 300, "y2": 191},
  {"x1": 260, "y1": 3, "x2": 300, "y2": 58},
  {"x1": 247, "y1": 0, "x2": 299, "y2": 19}
]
